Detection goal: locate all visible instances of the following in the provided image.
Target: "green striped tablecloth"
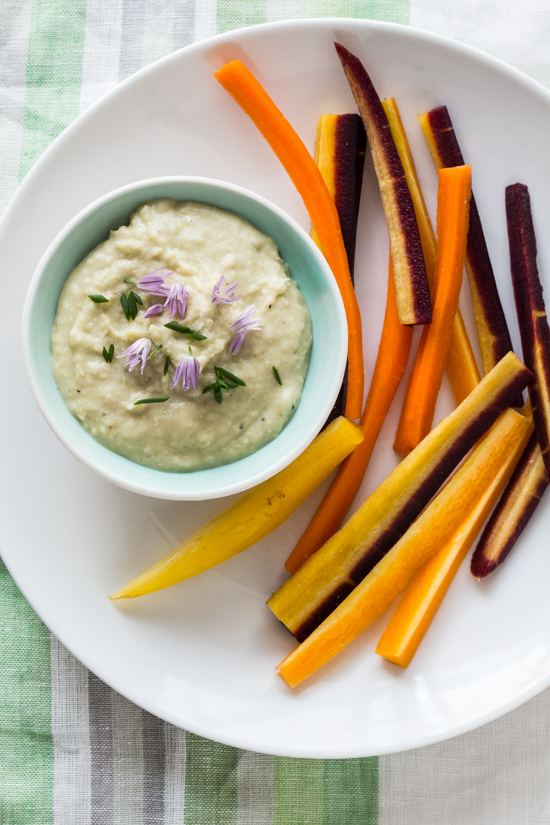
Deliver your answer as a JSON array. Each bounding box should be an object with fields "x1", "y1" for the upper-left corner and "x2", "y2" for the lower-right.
[{"x1": 2, "y1": 1, "x2": 550, "y2": 822}]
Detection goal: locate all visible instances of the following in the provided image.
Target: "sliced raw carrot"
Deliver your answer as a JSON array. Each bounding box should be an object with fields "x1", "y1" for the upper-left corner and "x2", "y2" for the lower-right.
[
  {"x1": 214, "y1": 60, "x2": 364, "y2": 419},
  {"x1": 394, "y1": 165, "x2": 472, "y2": 456},
  {"x1": 277, "y1": 407, "x2": 531, "y2": 687},
  {"x1": 269, "y1": 352, "x2": 531, "y2": 642},
  {"x1": 285, "y1": 257, "x2": 412, "y2": 573},
  {"x1": 376, "y1": 412, "x2": 532, "y2": 667},
  {"x1": 419, "y1": 106, "x2": 516, "y2": 382},
  {"x1": 312, "y1": 113, "x2": 366, "y2": 427},
  {"x1": 382, "y1": 98, "x2": 480, "y2": 404},
  {"x1": 312, "y1": 113, "x2": 366, "y2": 280},
  {"x1": 470, "y1": 431, "x2": 547, "y2": 579},
  {"x1": 111, "y1": 417, "x2": 363, "y2": 600}
]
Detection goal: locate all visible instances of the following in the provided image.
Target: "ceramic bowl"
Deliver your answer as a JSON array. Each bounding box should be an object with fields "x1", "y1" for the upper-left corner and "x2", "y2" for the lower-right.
[{"x1": 22, "y1": 177, "x2": 347, "y2": 500}]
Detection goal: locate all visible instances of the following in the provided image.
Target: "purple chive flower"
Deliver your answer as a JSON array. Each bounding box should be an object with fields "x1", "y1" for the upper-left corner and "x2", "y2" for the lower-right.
[
  {"x1": 164, "y1": 282, "x2": 192, "y2": 320},
  {"x1": 210, "y1": 275, "x2": 240, "y2": 305},
  {"x1": 136, "y1": 268, "x2": 171, "y2": 297},
  {"x1": 116, "y1": 338, "x2": 151, "y2": 374},
  {"x1": 171, "y1": 353, "x2": 200, "y2": 391},
  {"x1": 144, "y1": 303, "x2": 165, "y2": 319},
  {"x1": 229, "y1": 304, "x2": 264, "y2": 354}
]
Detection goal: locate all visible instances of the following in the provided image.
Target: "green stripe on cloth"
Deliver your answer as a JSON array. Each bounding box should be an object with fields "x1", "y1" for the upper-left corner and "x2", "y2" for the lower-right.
[
  {"x1": 273, "y1": 756, "x2": 378, "y2": 824},
  {"x1": 323, "y1": 758, "x2": 378, "y2": 824},
  {"x1": 305, "y1": 0, "x2": 408, "y2": 24},
  {"x1": 354, "y1": 0, "x2": 408, "y2": 24},
  {"x1": 184, "y1": 733, "x2": 239, "y2": 825},
  {"x1": 19, "y1": 0, "x2": 87, "y2": 179},
  {"x1": 216, "y1": 0, "x2": 269, "y2": 35},
  {"x1": 0, "y1": 560, "x2": 53, "y2": 825},
  {"x1": 273, "y1": 758, "x2": 325, "y2": 825}
]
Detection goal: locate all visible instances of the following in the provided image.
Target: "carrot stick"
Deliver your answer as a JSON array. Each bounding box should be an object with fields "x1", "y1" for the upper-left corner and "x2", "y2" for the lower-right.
[
  {"x1": 214, "y1": 60, "x2": 364, "y2": 419},
  {"x1": 419, "y1": 107, "x2": 517, "y2": 382},
  {"x1": 394, "y1": 165, "x2": 472, "y2": 456},
  {"x1": 312, "y1": 113, "x2": 366, "y2": 428},
  {"x1": 382, "y1": 98, "x2": 480, "y2": 405},
  {"x1": 285, "y1": 257, "x2": 412, "y2": 573},
  {"x1": 376, "y1": 412, "x2": 532, "y2": 667},
  {"x1": 277, "y1": 408, "x2": 531, "y2": 687}
]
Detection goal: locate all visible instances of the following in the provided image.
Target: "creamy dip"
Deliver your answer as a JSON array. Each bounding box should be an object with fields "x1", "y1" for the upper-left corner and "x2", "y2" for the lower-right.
[{"x1": 51, "y1": 199, "x2": 312, "y2": 472}]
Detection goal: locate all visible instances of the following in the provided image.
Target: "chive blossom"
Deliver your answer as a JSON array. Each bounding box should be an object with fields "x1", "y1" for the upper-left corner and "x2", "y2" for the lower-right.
[
  {"x1": 117, "y1": 338, "x2": 151, "y2": 374},
  {"x1": 210, "y1": 275, "x2": 240, "y2": 305},
  {"x1": 171, "y1": 352, "x2": 200, "y2": 391},
  {"x1": 229, "y1": 304, "x2": 264, "y2": 354}
]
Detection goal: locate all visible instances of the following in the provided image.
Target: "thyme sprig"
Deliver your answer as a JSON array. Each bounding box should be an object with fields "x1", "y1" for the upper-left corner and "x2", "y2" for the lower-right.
[
  {"x1": 202, "y1": 366, "x2": 246, "y2": 404},
  {"x1": 164, "y1": 321, "x2": 207, "y2": 341},
  {"x1": 120, "y1": 290, "x2": 143, "y2": 321}
]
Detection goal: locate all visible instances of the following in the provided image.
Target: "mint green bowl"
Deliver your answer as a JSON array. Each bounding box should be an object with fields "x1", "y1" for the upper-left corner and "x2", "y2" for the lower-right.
[{"x1": 22, "y1": 178, "x2": 348, "y2": 500}]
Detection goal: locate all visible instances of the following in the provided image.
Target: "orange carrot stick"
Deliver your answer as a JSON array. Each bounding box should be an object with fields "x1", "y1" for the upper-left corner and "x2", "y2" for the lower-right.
[
  {"x1": 394, "y1": 165, "x2": 472, "y2": 456},
  {"x1": 285, "y1": 257, "x2": 412, "y2": 573},
  {"x1": 214, "y1": 60, "x2": 364, "y2": 419},
  {"x1": 376, "y1": 413, "x2": 532, "y2": 667},
  {"x1": 277, "y1": 408, "x2": 530, "y2": 687},
  {"x1": 382, "y1": 98, "x2": 480, "y2": 405}
]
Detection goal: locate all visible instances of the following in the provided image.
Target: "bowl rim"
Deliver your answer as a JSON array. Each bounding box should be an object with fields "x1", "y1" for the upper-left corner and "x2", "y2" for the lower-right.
[{"x1": 22, "y1": 175, "x2": 348, "y2": 500}]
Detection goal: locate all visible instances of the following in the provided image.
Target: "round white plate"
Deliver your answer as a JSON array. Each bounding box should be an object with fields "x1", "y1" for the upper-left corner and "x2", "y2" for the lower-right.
[{"x1": 4, "y1": 19, "x2": 550, "y2": 758}]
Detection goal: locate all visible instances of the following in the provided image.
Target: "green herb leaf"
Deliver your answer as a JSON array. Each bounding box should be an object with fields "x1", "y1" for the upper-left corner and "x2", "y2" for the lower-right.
[
  {"x1": 202, "y1": 383, "x2": 215, "y2": 394},
  {"x1": 147, "y1": 344, "x2": 163, "y2": 361},
  {"x1": 213, "y1": 385, "x2": 222, "y2": 404},
  {"x1": 121, "y1": 291, "x2": 143, "y2": 321},
  {"x1": 163, "y1": 355, "x2": 170, "y2": 376},
  {"x1": 89, "y1": 294, "x2": 109, "y2": 303},
  {"x1": 124, "y1": 279, "x2": 136, "y2": 285},
  {"x1": 103, "y1": 344, "x2": 114, "y2": 363},
  {"x1": 133, "y1": 397, "x2": 170, "y2": 405},
  {"x1": 164, "y1": 321, "x2": 207, "y2": 341},
  {"x1": 272, "y1": 366, "x2": 282, "y2": 385},
  {"x1": 215, "y1": 366, "x2": 246, "y2": 386}
]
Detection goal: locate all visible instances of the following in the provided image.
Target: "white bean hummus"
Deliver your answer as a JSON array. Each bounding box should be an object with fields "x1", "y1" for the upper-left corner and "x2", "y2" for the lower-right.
[{"x1": 51, "y1": 199, "x2": 312, "y2": 472}]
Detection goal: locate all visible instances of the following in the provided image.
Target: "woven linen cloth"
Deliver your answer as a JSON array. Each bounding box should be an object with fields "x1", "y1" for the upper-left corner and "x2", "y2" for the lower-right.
[{"x1": 2, "y1": 1, "x2": 550, "y2": 823}]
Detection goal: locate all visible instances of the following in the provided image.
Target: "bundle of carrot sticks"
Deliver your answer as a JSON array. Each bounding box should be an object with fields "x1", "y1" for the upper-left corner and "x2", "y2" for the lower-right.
[{"x1": 214, "y1": 44, "x2": 550, "y2": 686}]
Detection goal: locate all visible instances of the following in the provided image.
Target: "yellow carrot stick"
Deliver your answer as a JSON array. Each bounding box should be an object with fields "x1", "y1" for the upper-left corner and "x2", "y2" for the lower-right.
[
  {"x1": 277, "y1": 407, "x2": 530, "y2": 688},
  {"x1": 111, "y1": 417, "x2": 363, "y2": 600},
  {"x1": 376, "y1": 413, "x2": 533, "y2": 667}
]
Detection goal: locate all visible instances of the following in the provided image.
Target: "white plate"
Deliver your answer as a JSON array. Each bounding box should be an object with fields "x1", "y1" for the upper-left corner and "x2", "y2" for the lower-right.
[{"x1": 4, "y1": 19, "x2": 550, "y2": 758}]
